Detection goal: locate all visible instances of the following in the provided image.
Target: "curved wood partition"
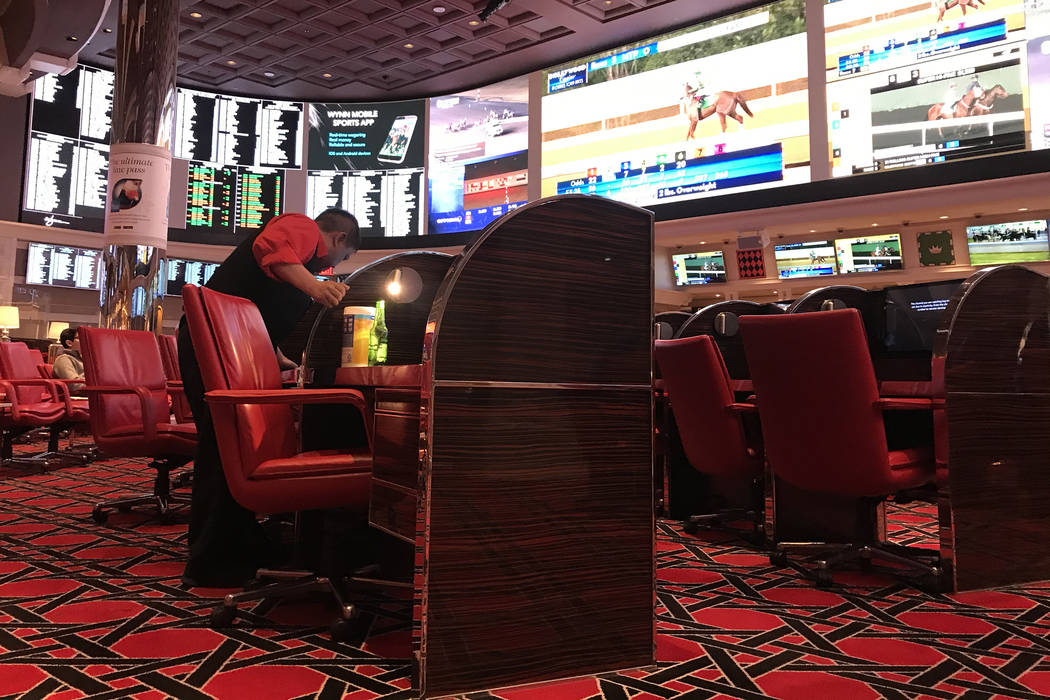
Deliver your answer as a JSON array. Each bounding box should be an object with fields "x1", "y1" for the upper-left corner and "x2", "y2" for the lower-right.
[
  {"x1": 419, "y1": 195, "x2": 654, "y2": 697},
  {"x1": 301, "y1": 251, "x2": 456, "y2": 382},
  {"x1": 677, "y1": 300, "x2": 782, "y2": 379},
  {"x1": 935, "y1": 264, "x2": 1050, "y2": 591}
]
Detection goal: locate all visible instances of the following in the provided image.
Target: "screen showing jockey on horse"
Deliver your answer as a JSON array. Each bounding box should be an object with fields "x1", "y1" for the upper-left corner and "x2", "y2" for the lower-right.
[
  {"x1": 540, "y1": 0, "x2": 809, "y2": 210},
  {"x1": 824, "y1": 0, "x2": 1048, "y2": 176}
]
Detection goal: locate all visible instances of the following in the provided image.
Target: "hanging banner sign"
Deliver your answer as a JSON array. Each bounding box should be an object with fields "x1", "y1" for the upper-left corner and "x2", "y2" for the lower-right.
[{"x1": 103, "y1": 142, "x2": 172, "y2": 248}]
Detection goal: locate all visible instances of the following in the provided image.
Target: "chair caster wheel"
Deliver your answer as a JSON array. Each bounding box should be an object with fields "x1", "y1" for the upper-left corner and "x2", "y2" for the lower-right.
[
  {"x1": 91, "y1": 506, "x2": 107, "y2": 524},
  {"x1": 329, "y1": 607, "x2": 359, "y2": 642},
  {"x1": 918, "y1": 569, "x2": 945, "y2": 594},
  {"x1": 209, "y1": 605, "x2": 237, "y2": 628},
  {"x1": 769, "y1": 551, "x2": 788, "y2": 567},
  {"x1": 683, "y1": 520, "x2": 699, "y2": 535}
]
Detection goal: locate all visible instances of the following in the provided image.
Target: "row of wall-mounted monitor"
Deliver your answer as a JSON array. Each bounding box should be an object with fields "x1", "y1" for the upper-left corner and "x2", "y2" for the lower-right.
[
  {"x1": 24, "y1": 242, "x2": 218, "y2": 296},
  {"x1": 672, "y1": 218, "x2": 1050, "y2": 285},
  {"x1": 18, "y1": 0, "x2": 1050, "y2": 246}
]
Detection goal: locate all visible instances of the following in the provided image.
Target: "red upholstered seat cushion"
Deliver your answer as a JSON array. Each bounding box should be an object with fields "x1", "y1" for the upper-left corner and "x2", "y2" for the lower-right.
[
  {"x1": 102, "y1": 421, "x2": 197, "y2": 440},
  {"x1": 251, "y1": 449, "x2": 372, "y2": 481},
  {"x1": 9, "y1": 402, "x2": 66, "y2": 423}
]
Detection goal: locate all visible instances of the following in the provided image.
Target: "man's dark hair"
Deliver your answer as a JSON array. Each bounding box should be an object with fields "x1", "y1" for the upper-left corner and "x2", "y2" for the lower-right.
[
  {"x1": 59, "y1": 327, "x2": 77, "y2": 348},
  {"x1": 315, "y1": 208, "x2": 361, "y2": 250}
]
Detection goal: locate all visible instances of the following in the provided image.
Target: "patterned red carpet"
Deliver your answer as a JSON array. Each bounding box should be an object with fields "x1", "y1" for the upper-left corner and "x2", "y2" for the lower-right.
[{"x1": 2, "y1": 452, "x2": 1050, "y2": 699}]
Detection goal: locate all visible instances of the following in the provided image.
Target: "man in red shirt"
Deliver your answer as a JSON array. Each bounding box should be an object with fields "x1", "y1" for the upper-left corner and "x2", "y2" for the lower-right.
[{"x1": 177, "y1": 208, "x2": 360, "y2": 587}]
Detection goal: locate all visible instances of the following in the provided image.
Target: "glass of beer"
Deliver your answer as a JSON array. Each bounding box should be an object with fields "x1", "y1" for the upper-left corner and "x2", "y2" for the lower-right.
[{"x1": 341, "y1": 306, "x2": 375, "y2": 367}]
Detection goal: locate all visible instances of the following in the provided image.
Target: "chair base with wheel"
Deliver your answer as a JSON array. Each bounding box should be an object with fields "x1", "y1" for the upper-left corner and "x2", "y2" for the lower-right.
[
  {"x1": 770, "y1": 540, "x2": 944, "y2": 591},
  {"x1": 91, "y1": 455, "x2": 192, "y2": 523}
]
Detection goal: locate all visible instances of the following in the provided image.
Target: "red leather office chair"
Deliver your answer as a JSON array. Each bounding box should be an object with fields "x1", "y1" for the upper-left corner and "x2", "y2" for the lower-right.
[
  {"x1": 740, "y1": 309, "x2": 941, "y2": 587},
  {"x1": 79, "y1": 328, "x2": 196, "y2": 522},
  {"x1": 158, "y1": 333, "x2": 193, "y2": 424},
  {"x1": 655, "y1": 335, "x2": 762, "y2": 535},
  {"x1": 0, "y1": 342, "x2": 88, "y2": 469},
  {"x1": 182, "y1": 284, "x2": 372, "y2": 635}
]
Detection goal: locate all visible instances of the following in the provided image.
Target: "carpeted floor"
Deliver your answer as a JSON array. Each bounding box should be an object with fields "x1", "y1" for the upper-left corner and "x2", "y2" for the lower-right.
[{"x1": 2, "y1": 451, "x2": 1050, "y2": 699}]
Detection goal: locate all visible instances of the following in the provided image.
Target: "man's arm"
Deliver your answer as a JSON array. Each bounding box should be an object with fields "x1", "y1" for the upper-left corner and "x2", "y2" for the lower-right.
[{"x1": 271, "y1": 263, "x2": 348, "y2": 308}]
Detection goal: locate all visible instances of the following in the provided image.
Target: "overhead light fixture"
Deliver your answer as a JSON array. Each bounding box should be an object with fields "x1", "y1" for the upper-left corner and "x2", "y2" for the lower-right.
[
  {"x1": 468, "y1": 19, "x2": 480, "y2": 25},
  {"x1": 478, "y1": 0, "x2": 511, "y2": 22},
  {"x1": 322, "y1": 72, "x2": 333, "y2": 78},
  {"x1": 1019, "y1": 207, "x2": 1029, "y2": 211},
  {"x1": 433, "y1": 5, "x2": 447, "y2": 13},
  {"x1": 404, "y1": 42, "x2": 414, "y2": 48},
  {"x1": 809, "y1": 229, "x2": 816, "y2": 233},
  {"x1": 189, "y1": 11, "x2": 203, "y2": 19},
  {"x1": 264, "y1": 71, "x2": 275, "y2": 78},
  {"x1": 939, "y1": 215, "x2": 949, "y2": 219},
  {"x1": 66, "y1": 35, "x2": 78, "y2": 42},
  {"x1": 102, "y1": 28, "x2": 112, "y2": 33},
  {"x1": 871, "y1": 223, "x2": 878, "y2": 227},
  {"x1": 226, "y1": 59, "x2": 236, "y2": 65}
]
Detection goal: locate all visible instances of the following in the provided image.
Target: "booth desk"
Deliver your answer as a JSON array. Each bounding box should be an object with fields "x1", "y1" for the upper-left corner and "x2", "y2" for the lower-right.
[{"x1": 295, "y1": 196, "x2": 656, "y2": 698}]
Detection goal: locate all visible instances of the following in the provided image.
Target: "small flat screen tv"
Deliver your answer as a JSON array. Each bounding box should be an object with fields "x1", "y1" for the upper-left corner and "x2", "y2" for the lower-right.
[
  {"x1": 966, "y1": 219, "x2": 1050, "y2": 265},
  {"x1": 25, "y1": 242, "x2": 102, "y2": 290},
  {"x1": 884, "y1": 279, "x2": 965, "y2": 352},
  {"x1": 166, "y1": 258, "x2": 220, "y2": 296},
  {"x1": 774, "y1": 240, "x2": 836, "y2": 278},
  {"x1": 835, "y1": 233, "x2": 903, "y2": 274},
  {"x1": 672, "y1": 250, "x2": 726, "y2": 285}
]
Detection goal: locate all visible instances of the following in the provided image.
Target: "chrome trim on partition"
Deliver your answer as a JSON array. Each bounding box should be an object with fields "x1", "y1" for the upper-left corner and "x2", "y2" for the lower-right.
[{"x1": 431, "y1": 380, "x2": 651, "y2": 390}]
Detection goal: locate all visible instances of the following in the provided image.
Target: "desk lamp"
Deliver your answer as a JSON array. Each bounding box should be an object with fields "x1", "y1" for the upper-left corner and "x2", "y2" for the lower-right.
[
  {"x1": 0, "y1": 306, "x2": 19, "y2": 342},
  {"x1": 47, "y1": 321, "x2": 69, "y2": 339}
]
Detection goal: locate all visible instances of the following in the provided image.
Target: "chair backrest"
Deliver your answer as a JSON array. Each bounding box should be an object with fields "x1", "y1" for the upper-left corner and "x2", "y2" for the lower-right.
[
  {"x1": 740, "y1": 309, "x2": 893, "y2": 496},
  {"x1": 157, "y1": 334, "x2": 180, "y2": 380},
  {"x1": 182, "y1": 285, "x2": 295, "y2": 478},
  {"x1": 79, "y1": 328, "x2": 169, "y2": 437},
  {"x1": 0, "y1": 342, "x2": 51, "y2": 403},
  {"x1": 38, "y1": 363, "x2": 53, "y2": 378},
  {"x1": 655, "y1": 335, "x2": 754, "y2": 478}
]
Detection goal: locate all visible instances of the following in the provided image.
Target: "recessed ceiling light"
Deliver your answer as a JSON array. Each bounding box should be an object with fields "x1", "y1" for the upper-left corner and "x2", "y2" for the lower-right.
[
  {"x1": 871, "y1": 223, "x2": 878, "y2": 227},
  {"x1": 226, "y1": 59, "x2": 236, "y2": 65},
  {"x1": 1018, "y1": 207, "x2": 1029, "y2": 211},
  {"x1": 189, "y1": 11, "x2": 202, "y2": 18},
  {"x1": 809, "y1": 229, "x2": 815, "y2": 233},
  {"x1": 322, "y1": 72, "x2": 333, "y2": 78},
  {"x1": 102, "y1": 28, "x2": 112, "y2": 33},
  {"x1": 605, "y1": 0, "x2": 613, "y2": 4},
  {"x1": 699, "y1": 241, "x2": 705, "y2": 244},
  {"x1": 939, "y1": 215, "x2": 949, "y2": 219},
  {"x1": 264, "y1": 71, "x2": 275, "y2": 78},
  {"x1": 433, "y1": 5, "x2": 446, "y2": 12},
  {"x1": 404, "y1": 43, "x2": 414, "y2": 49},
  {"x1": 66, "y1": 35, "x2": 78, "y2": 42},
  {"x1": 468, "y1": 19, "x2": 480, "y2": 25}
]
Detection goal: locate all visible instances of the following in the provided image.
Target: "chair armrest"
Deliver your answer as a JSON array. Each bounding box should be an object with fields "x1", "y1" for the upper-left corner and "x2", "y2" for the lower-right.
[
  {"x1": 727, "y1": 402, "x2": 757, "y2": 414},
  {"x1": 205, "y1": 388, "x2": 366, "y2": 412},
  {"x1": 80, "y1": 385, "x2": 158, "y2": 441},
  {"x1": 0, "y1": 379, "x2": 63, "y2": 421},
  {"x1": 875, "y1": 397, "x2": 936, "y2": 411}
]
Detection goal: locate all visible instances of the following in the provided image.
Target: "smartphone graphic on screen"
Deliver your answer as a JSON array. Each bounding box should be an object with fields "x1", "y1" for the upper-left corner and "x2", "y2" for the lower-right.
[{"x1": 377, "y1": 115, "x2": 418, "y2": 164}]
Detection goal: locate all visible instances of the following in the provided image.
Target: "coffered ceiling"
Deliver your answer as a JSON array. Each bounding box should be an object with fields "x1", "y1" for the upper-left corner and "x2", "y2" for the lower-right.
[{"x1": 77, "y1": 0, "x2": 746, "y2": 100}]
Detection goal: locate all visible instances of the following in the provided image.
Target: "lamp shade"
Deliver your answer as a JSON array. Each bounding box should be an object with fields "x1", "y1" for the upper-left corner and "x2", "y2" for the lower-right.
[
  {"x1": 0, "y1": 306, "x2": 19, "y2": 330},
  {"x1": 47, "y1": 321, "x2": 69, "y2": 339}
]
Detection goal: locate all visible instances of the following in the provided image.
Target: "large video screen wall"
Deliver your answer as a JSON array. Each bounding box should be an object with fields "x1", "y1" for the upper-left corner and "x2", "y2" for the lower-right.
[
  {"x1": 306, "y1": 100, "x2": 425, "y2": 239},
  {"x1": 428, "y1": 76, "x2": 529, "y2": 235},
  {"x1": 825, "y1": 0, "x2": 1049, "y2": 175},
  {"x1": 540, "y1": 0, "x2": 809, "y2": 208},
  {"x1": 16, "y1": 0, "x2": 1050, "y2": 247}
]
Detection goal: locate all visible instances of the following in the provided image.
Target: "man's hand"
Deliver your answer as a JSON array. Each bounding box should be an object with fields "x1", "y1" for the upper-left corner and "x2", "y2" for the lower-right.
[{"x1": 311, "y1": 279, "x2": 349, "y2": 308}]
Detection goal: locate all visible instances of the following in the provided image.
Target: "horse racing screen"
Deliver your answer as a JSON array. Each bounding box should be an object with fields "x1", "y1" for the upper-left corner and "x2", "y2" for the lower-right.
[
  {"x1": 775, "y1": 240, "x2": 838, "y2": 278},
  {"x1": 966, "y1": 219, "x2": 1050, "y2": 264},
  {"x1": 540, "y1": 0, "x2": 809, "y2": 210},
  {"x1": 824, "y1": 0, "x2": 1049, "y2": 176},
  {"x1": 834, "y1": 233, "x2": 904, "y2": 273},
  {"x1": 672, "y1": 250, "x2": 727, "y2": 285}
]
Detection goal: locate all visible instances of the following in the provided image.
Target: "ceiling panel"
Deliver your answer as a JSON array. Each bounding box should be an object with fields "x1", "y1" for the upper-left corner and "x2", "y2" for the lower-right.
[{"x1": 78, "y1": 0, "x2": 752, "y2": 100}]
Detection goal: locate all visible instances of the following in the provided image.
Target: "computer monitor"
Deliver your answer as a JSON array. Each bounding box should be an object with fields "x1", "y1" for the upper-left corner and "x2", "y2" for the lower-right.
[{"x1": 883, "y1": 279, "x2": 965, "y2": 353}]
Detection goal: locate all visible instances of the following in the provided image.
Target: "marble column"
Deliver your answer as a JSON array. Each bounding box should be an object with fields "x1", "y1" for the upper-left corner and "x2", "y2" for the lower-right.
[{"x1": 100, "y1": 0, "x2": 178, "y2": 331}]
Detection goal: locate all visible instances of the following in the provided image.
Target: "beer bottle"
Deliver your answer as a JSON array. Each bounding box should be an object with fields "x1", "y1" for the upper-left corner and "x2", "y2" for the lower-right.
[{"x1": 374, "y1": 299, "x2": 388, "y2": 365}]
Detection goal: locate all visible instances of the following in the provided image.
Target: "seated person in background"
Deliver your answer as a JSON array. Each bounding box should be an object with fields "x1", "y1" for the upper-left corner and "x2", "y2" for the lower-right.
[{"x1": 52, "y1": 327, "x2": 85, "y2": 392}]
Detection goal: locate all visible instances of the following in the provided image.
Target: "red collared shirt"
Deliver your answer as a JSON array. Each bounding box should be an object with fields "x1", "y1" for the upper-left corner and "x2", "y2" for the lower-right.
[{"x1": 251, "y1": 213, "x2": 329, "y2": 281}]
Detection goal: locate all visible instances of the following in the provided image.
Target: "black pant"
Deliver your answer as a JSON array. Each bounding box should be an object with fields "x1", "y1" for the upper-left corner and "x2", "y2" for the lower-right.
[{"x1": 177, "y1": 318, "x2": 272, "y2": 586}]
